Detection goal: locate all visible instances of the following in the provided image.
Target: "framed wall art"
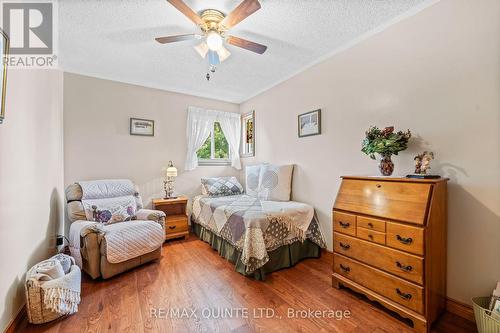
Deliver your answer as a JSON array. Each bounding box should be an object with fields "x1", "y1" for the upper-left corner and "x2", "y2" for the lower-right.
[
  {"x1": 298, "y1": 109, "x2": 321, "y2": 138},
  {"x1": 130, "y1": 118, "x2": 155, "y2": 136}
]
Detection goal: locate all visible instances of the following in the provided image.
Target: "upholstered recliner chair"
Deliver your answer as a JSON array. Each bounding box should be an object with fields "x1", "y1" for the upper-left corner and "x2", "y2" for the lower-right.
[{"x1": 65, "y1": 179, "x2": 165, "y2": 279}]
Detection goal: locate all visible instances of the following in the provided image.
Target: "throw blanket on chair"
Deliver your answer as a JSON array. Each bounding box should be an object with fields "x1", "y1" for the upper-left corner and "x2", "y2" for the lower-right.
[
  {"x1": 27, "y1": 254, "x2": 81, "y2": 315},
  {"x1": 192, "y1": 195, "x2": 327, "y2": 273},
  {"x1": 69, "y1": 220, "x2": 164, "y2": 266}
]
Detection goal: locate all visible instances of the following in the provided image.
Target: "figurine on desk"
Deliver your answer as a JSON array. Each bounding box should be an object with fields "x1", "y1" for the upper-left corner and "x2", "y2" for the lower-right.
[{"x1": 407, "y1": 151, "x2": 441, "y2": 179}]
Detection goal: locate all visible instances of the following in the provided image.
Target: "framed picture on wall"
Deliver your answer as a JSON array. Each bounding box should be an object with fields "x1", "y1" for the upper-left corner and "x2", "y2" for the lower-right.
[
  {"x1": 298, "y1": 109, "x2": 321, "y2": 138},
  {"x1": 0, "y1": 29, "x2": 9, "y2": 125},
  {"x1": 130, "y1": 118, "x2": 154, "y2": 136},
  {"x1": 241, "y1": 110, "x2": 255, "y2": 157}
]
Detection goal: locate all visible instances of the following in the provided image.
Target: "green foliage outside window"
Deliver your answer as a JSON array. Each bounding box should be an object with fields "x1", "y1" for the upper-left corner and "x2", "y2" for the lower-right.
[
  {"x1": 197, "y1": 137, "x2": 211, "y2": 159},
  {"x1": 197, "y1": 122, "x2": 229, "y2": 160}
]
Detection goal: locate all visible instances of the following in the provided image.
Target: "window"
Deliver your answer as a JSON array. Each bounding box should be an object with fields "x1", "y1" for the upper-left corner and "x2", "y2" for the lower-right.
[
  {"x1": 197, "y1": 122, "x2": 230, "y2": 165},
  {"x1": 241, "y1": 111, "x2": 255, "y2": 157}
]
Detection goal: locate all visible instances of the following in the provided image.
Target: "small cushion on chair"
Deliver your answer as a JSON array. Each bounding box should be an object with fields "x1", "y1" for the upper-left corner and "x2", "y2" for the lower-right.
[{"x1": 83, "y1": 196, "x2": 137, "y2": 224}]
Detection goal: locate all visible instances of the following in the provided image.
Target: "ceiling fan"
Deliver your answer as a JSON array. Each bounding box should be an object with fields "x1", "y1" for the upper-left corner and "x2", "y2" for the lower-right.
[{"x1": 155, "y1": 0, "x2": 268, "y2": 80}]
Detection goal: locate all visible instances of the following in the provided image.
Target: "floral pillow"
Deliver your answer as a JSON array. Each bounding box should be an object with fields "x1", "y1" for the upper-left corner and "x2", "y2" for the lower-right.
[
  {"x1": 91, "y1": 205, "x2": 135, "y2": 224},
  {"x1": 83, "y1": 196, "x2": 137, "y2": 224}
]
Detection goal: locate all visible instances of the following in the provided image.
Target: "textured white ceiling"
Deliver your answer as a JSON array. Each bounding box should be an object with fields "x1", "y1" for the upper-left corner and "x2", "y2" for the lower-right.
[{"x1": 59, "y1": 0, "x2": 434, "y2": 103}]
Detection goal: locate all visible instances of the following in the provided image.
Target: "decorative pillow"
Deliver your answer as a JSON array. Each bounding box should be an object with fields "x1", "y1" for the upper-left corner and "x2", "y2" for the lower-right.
[
  {"x1": 82, "y1": 196, "x2": 137, "y2": 224},
  {"x1": 245, "y1": 164, "x2": 262, "y2": 197},
  {"x1": 257, "y1": 164, "x2": 294, "y2": 202},
  {"x1": 201, "y1": 177, "x2": 243, "y2": 197}
]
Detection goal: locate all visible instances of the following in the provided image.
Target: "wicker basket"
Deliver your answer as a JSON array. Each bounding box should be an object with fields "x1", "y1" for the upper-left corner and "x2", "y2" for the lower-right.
[
  {"x1": 25, "y1": 278, "x2": 65, "y2": 324},
  {"x1": 25, "y1": 255, "x2": 80, "y2": 324},
  {"x1": 472, "y1": 297, "x2": 500, "y2": 333}
]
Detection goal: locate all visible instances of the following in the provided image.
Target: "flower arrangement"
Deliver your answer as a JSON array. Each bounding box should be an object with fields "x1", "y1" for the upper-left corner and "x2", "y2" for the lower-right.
[
  {"x1": 361, "y1": 126, "x2": 411, "y2": 176},
  {"x1": 361, "y1": 126, "x2": 412, "y2": 159}
]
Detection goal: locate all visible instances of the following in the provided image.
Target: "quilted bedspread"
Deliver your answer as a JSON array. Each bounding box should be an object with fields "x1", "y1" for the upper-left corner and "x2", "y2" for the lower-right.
[{"x1": 192, "y1": 195, "x2": 326, "y2": 273}]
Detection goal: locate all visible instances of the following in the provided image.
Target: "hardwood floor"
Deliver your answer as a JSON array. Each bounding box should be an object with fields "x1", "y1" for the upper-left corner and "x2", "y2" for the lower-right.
[{"x1": 18, "y1": 236, "x2": 476, "y2": 333}]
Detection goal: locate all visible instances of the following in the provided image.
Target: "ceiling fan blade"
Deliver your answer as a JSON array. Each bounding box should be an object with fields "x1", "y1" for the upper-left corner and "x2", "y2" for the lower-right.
[
  {"x1": 227, "y1": 36, "x2": 267, "y2": 54},
  {"x1": 217, "y1": 46, "x2": 231, "y2": 62},
  {"x1": 166, "y1": 0, "x2": 204, "y2": 25},
  {"x1": 155, "y1": 34, "x2": 201, "y2": 44},
  {"x1": 220, "y1": 0, "x2": 261, "y2": 29}
]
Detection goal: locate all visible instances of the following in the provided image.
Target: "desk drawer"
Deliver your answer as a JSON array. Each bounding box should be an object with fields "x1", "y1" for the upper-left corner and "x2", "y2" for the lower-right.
[
  {"x1": 386, "y1": 222, "x2": 424, "y2": 256},
  {"x1": 333, "y1": 211, "x2": 356, "y2": 236},
  {"x1": 356, "y1": 227, "x2": 385, "y2": 245},
  {"x1": 334, "y1": 232, "x2": 424, "y2": 285},
  {"x1": 334, "y1": 254, "x2": 424, "y2": 314},
  {"x1": 357, "y1": 216, "x2": 386, "y2": 232}
]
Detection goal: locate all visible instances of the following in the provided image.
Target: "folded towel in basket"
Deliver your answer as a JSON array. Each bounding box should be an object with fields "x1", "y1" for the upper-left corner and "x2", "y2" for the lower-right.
[{"x1": 34, "y1": 259, "x2": 65, "y2": 281}]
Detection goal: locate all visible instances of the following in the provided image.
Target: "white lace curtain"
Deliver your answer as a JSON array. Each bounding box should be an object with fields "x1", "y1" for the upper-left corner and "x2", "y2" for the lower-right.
[{"x1": 184, "y1": 106, "x2": 241, "y2": 170}]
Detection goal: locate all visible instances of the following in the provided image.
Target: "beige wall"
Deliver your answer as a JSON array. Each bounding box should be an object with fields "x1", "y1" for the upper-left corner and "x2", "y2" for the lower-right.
[
  {"x1": 63, "y1": 73, "x2": 240, "y2": 207},
  {"x1": 0, "y1": 70, "x2": 64, "y2": 332},
  {"x1": 240, "y1": 0, "x2": 500, "y2": 304}
]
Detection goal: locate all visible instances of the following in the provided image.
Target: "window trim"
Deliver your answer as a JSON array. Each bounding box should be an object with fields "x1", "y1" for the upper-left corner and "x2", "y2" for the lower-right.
[{"x1": 197, "y1": 122, "x2": 231, "y2": 166}]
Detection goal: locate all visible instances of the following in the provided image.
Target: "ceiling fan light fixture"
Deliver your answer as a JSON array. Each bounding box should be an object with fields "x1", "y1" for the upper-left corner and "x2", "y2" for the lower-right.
[
  {"x1": 217, "y1": 46, "x2": 231, "y2": 62},
  {"x1": 194, "y1": 42, "x2": 209, "y2": 58},
  {"x1": 206, "y1": 31, "x2": 223, "y2": 51},
  {"x1": 208, "y1": 50, "x2": 220, "y2": 65}
]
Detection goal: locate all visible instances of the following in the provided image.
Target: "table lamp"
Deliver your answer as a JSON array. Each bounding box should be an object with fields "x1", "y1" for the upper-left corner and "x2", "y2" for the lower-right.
[{"x1": 163, "y1": 161, "x2": 178, "y2": 199}]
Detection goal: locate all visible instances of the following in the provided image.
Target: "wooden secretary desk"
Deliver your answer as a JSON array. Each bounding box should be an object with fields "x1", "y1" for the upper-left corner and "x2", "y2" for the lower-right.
[{"x1": 332, "y1": 176, "x2": 448, "y2": 333}]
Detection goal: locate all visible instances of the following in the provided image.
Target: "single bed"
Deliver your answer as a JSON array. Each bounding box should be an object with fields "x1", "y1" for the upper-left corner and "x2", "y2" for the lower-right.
[{"x1": 191, "y1": 194, "x2": 326, "y2": 280}]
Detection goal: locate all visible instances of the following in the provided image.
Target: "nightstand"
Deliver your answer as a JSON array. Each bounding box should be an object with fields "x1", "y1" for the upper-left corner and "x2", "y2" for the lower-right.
[{"x1": 152, "y1": 196, "x2": 189, "y2": 240}]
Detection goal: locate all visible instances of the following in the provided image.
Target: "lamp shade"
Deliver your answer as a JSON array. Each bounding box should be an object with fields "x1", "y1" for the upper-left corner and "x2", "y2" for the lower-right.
[
  {"x1": 165, "y1": 161, "x2": 177, "y2": 177},
  {"x1": 166, "y1": 166, "x2": 177, "y2": 177}
]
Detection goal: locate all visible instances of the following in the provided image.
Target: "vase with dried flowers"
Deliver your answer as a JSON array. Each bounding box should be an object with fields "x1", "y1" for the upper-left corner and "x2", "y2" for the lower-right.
[{"x1": 361, "y1": 126, "x2": 412, "y2": 176}]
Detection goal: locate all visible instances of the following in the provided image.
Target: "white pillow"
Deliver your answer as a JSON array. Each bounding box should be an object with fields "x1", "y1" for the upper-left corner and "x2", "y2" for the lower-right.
[
  {"x1": 258, "y1": 164, "x2": 294, "y2": 202},
  {"x1": 245, "y1": 164, "x2": 262, "y2": 197}
]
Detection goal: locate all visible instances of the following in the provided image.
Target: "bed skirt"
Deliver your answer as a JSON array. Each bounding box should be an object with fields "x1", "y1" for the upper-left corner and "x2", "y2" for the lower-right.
[{"x1": 192, "y1": 221, "x2": 322, "y2": 280}]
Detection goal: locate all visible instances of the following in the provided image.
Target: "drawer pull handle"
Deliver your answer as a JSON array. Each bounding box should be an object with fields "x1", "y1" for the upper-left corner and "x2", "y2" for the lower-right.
[
  {"x1": 376, "y1": 184, "x2": 382, "y2": 188},
  {"x1": 339, "y1": 221, "x2": 350, "y2": 228},
  {"x1": 168, "y1": 226, "x2": 177, "y2": 230},
  {"x1": 396, "y1": 261, "x2": 413, "y2": 272},
  {"x1": 396, "y1": 235, "x2": 413, "y2": 245},
  {"x1": 367, "y1": 222, "x2": 374, "y2": 228},
  {"x1": 368, "y1": 234, "x2": 374, "y2": 239},
  {"x1": 339, "y1": 242, "x2": 350, "y2": 250},
  {"x1": 396, "y1": 288, "x2": 412, "y2": 300},
  {"x1": 339, "y1": 264, "x2": 350, "y2": 273}
]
